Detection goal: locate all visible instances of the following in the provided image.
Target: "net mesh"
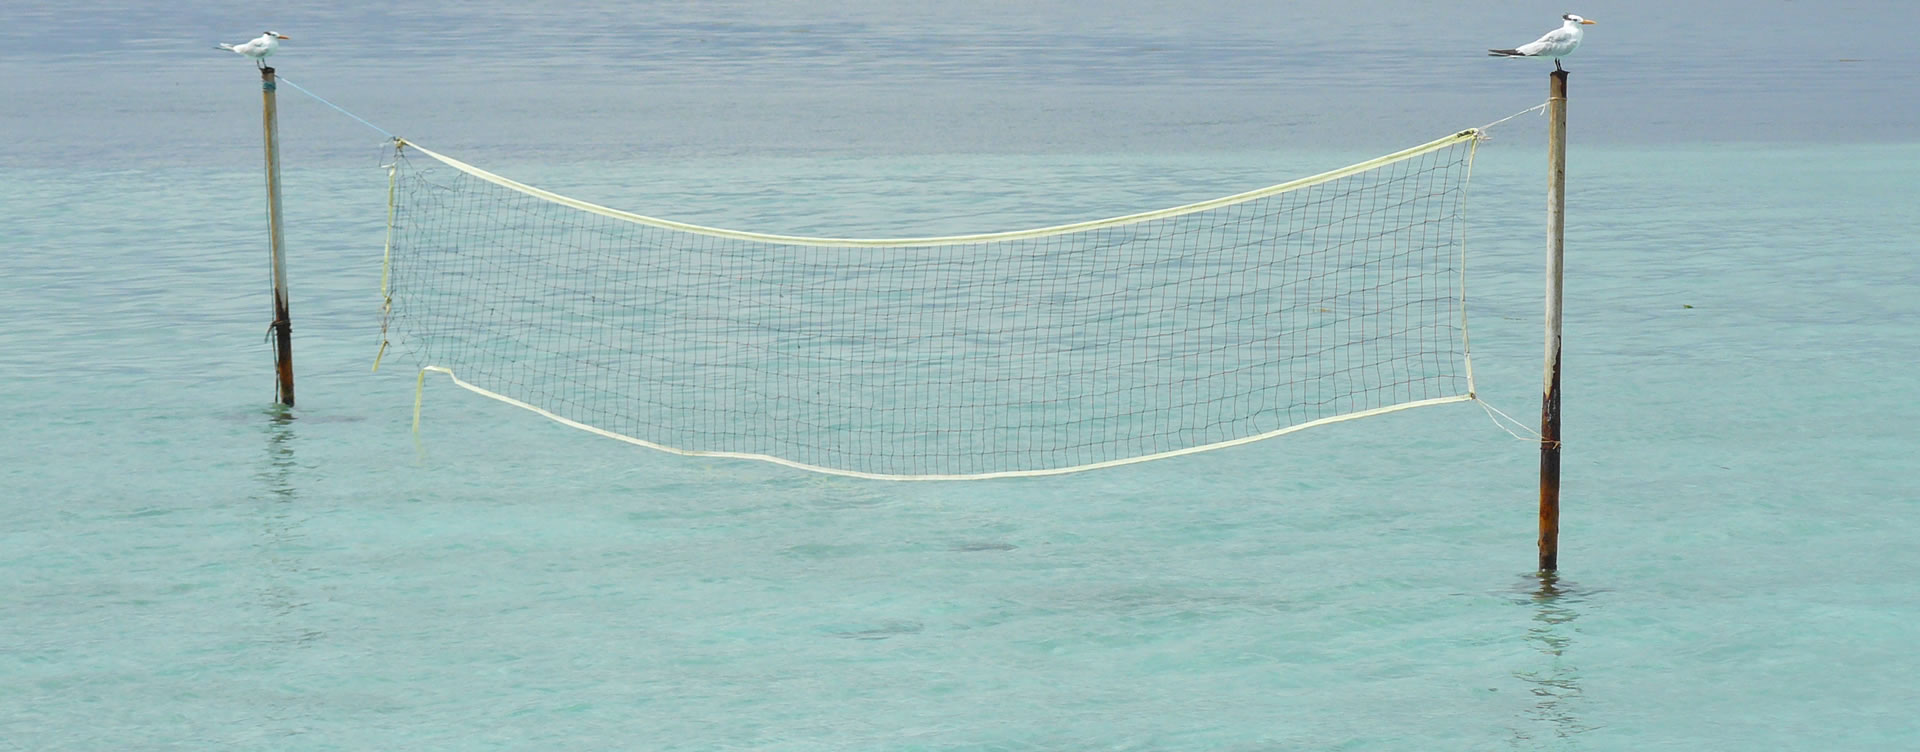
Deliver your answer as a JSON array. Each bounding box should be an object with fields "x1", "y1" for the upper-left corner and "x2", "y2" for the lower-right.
[{"x1": 382, "y1": 131, "x2": 1479, "y2": 479}]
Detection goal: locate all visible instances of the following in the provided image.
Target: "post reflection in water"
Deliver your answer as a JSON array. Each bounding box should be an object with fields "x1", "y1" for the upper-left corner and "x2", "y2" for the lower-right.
[
  {"x1": 253, "y1": 407, "x2": 322, "y2": 738},
  {"x1": 1508, "y1": 572, "x2": 1600, "y2": 748},
  {"x1": 256, "y1": 407, "x2": 318, "y2": 640}
]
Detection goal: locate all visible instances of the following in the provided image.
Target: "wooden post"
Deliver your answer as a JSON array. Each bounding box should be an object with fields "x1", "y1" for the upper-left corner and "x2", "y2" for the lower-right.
[
  {"x1": 1539, "y1": 70, "x2": 1567, "y2": 572},
  {"x1": 262, "y1": 66, "x2": 295, "y2": 406}
]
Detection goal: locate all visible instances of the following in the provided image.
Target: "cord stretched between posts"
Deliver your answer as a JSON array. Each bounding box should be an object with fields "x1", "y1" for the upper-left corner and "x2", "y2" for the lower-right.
[
  {"x1": 276, "y1": 76, "x2": 398, "y2": 140},
  {"x1": 1475, "y1": 396, "x2": 1551, "y2": 444},
  {"x1": 1463, "y1": 100, "x2": 1558, "y2": 449},
  {"x1": 1472, "y1": 102, "x2": 1549, "y2": 141}
]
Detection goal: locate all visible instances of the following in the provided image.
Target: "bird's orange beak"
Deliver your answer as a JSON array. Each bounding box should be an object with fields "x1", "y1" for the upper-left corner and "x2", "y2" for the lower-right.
[
  {"x1": 1580, "y1": 19, "x2": 1596, "y2": 25},
  {"x1": 277, "y1": 34, "x2": 290, "y2": 39}
]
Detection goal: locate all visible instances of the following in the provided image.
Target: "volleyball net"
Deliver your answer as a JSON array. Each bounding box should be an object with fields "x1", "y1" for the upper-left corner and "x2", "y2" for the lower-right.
[{"x1": 378, "y1": 130, "x2": 1481, "y2": 479}]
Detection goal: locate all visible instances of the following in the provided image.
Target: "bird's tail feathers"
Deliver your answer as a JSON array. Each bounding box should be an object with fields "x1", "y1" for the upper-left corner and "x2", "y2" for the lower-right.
[
  {"x1": 1487, "y1": 48, "x2": 1526, "y2": 57},
  {"x1": 217, "y1": 43, "x2": 237, "y2": 51}
]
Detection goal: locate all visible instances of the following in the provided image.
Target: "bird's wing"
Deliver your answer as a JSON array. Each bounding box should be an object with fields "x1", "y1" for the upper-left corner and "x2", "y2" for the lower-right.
[
  {"x1": 217, "y1": 42, "x2": 237, "y2": 51},
  {"x1": 1516, "y1": 27, "x2": 1575, "y2": 56}
]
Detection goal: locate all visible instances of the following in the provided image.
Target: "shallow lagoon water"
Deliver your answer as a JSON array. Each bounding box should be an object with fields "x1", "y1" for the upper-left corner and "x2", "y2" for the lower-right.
[{"x1": 3, "y1": 2, "x2": 1918, "y2": 749}]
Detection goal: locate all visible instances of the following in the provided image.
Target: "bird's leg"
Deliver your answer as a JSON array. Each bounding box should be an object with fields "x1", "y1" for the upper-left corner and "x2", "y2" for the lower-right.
[{"x1": 1555, "y1": 59, "x2": 1564, "y2": 72}]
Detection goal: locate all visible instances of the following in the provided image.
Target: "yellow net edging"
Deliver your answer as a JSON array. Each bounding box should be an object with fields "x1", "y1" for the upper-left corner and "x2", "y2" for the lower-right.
[{"x1": 394, "y1": 130, "x2": 1479, "y2": 247}]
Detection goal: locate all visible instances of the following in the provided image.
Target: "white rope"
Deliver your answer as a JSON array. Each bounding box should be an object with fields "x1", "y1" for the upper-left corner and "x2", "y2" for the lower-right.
[
  {"x1": 1472, "y1": 102, "x2": 1550, "y2": 141},
  {"x1": 1475, "y1": 397, "x2": 1548, "y2": 443},
  {"x1": 414, "y1": 366, "x2": 1476, "y2": 481},
  {"x1": 1466, "y1": 101, "x2": 1559, "y2": 449},
  {"x1": 276, "y1": 76, "x2": 397, "y2": 140}
]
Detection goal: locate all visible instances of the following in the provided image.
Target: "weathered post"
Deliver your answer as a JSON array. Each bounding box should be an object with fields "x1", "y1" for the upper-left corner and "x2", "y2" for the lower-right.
[
  {"x1": 1540, "y1": 70, "x2": 1567, "y2": 571},
  {"x1": 262, "y1": 66, "x2": 295, "y2": 406}
]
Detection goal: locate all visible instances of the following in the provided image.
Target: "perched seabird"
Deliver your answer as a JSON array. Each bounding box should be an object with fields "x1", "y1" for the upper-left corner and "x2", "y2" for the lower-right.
[
  {"x1": 1489, "y1": 14, "x2": 1596, "y2": 71},
  {"x1": 217, "y1": 31, "x2": 290, "y2": 68}
]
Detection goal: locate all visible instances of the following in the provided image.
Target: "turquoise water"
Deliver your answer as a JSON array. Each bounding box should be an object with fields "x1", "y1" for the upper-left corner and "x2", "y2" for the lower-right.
[
  {"x1": 7, "y1": 140, "x2": 1916, "y2": 751},
  {"x1": 6, "y1": 2, "x2": 1920, "y2": 749}
]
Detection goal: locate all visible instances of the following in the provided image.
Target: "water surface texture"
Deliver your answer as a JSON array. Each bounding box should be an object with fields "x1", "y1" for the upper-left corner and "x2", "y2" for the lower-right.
[{"x1": 3, "y1": 1, "x2": 1917, "y2": 749}]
